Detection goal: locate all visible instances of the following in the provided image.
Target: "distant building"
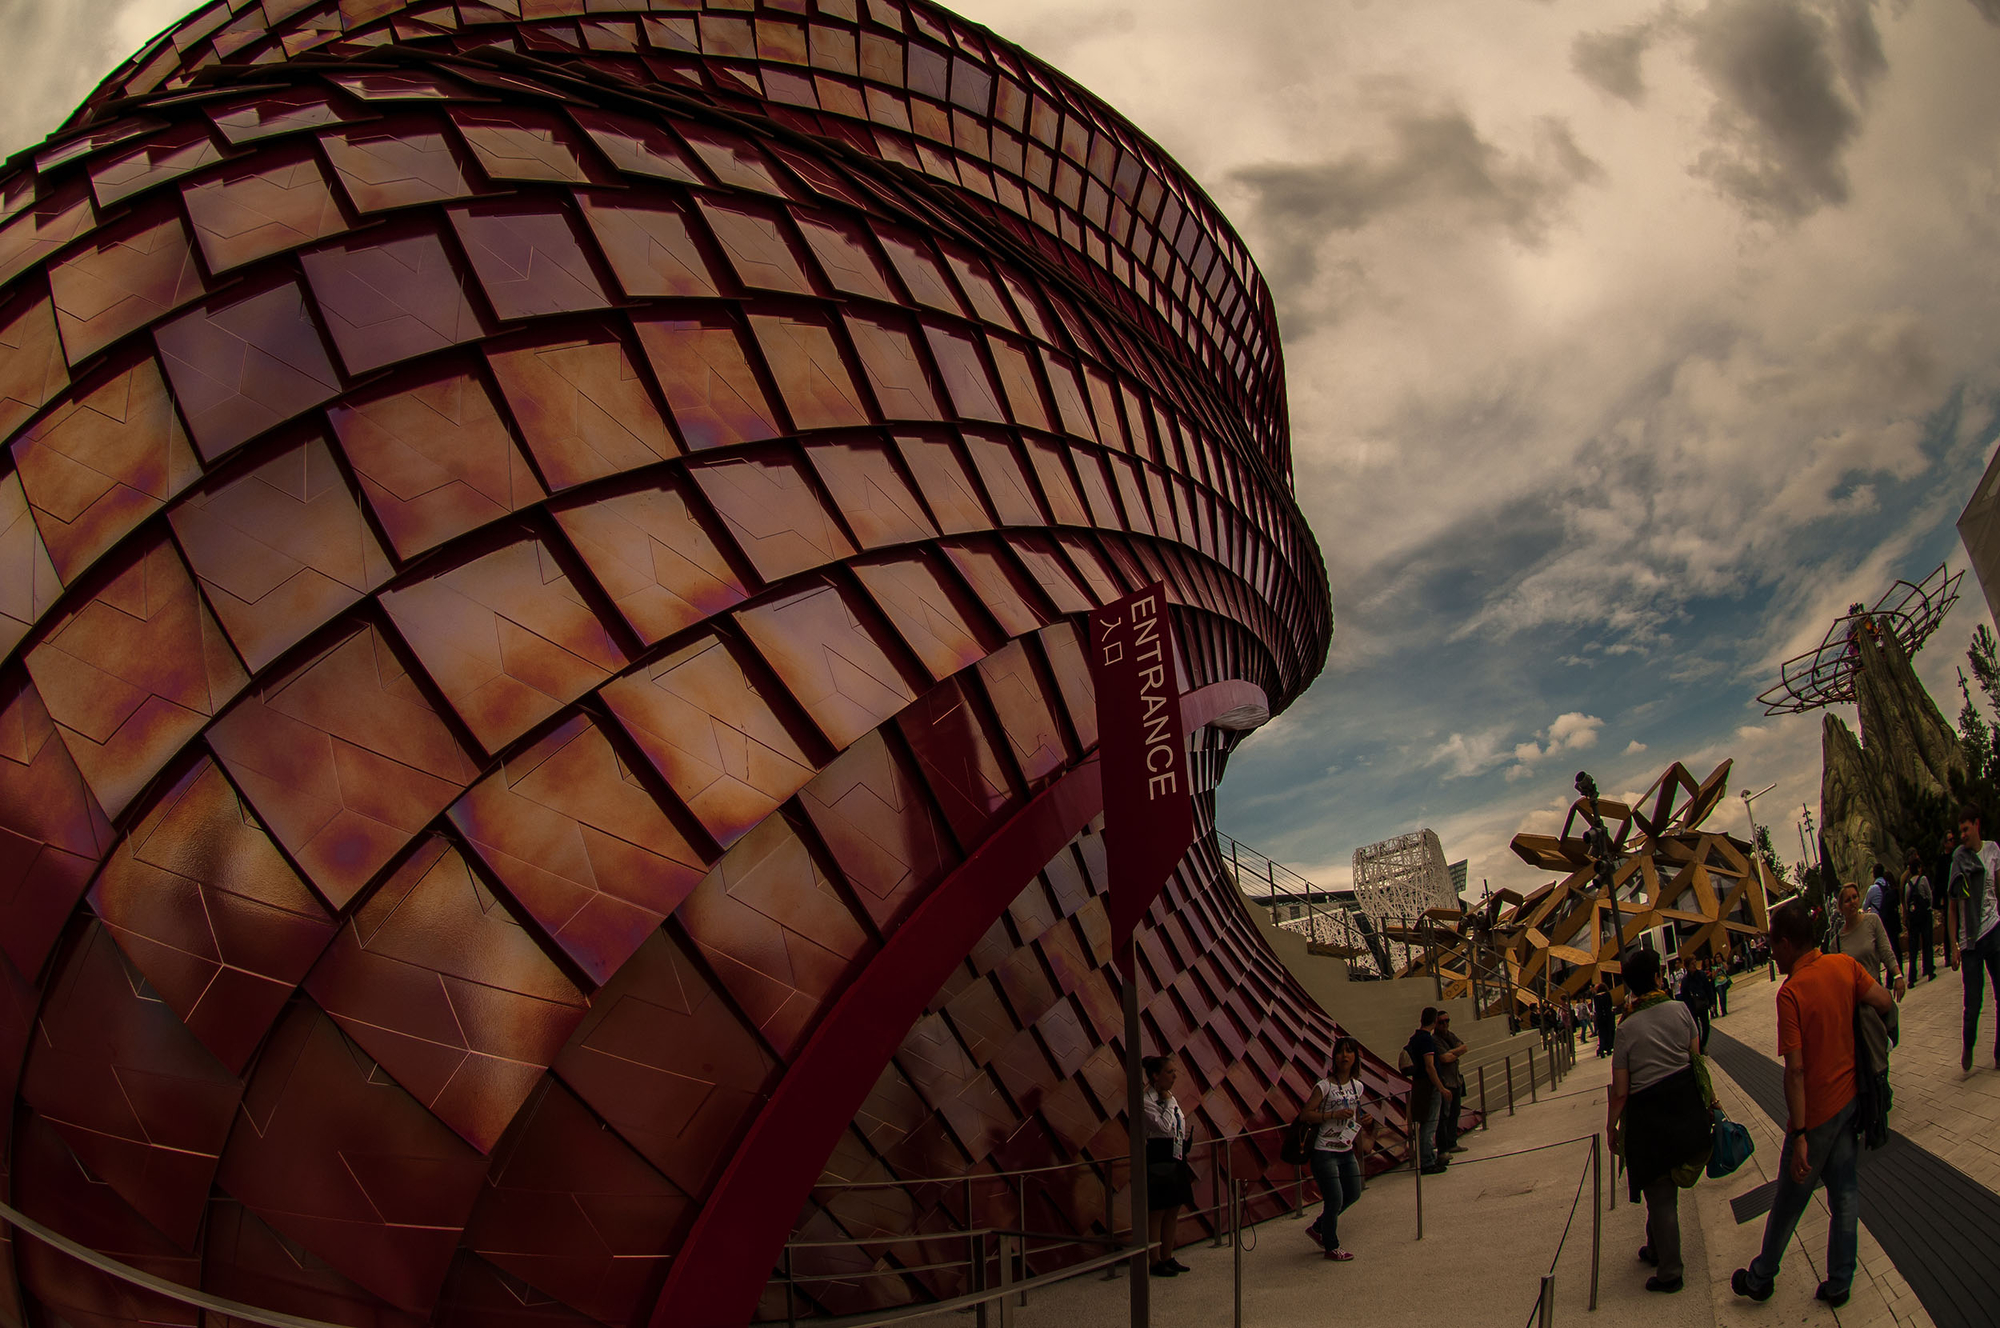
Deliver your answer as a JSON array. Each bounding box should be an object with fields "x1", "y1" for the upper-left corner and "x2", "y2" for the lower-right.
[
  {"x1": 1353, "y1": 830, "x2": 1459, "y2": 922},
  {"x1": 1449, "y1": 859, "x2": 1469, "y2": 900}
]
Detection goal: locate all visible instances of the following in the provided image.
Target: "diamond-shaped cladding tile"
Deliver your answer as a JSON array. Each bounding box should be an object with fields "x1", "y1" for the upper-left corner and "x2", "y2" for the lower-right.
[
  {"x1": 451, "y1": 714, "x2": 705, "y2": 986},
  {"x1": 153, "y1": 277, "x2": 344, "y2": 462},
  {"x1": 180, "y1": 144, "x2": 347, "y2": 273},
  {"x1": 797, "y1": 730, "x2": 956, "y2": 936},
  {"x1": 551, "y1": 928, "x2": 776, "y2": 1199},
  {"x1": 303, "y1": 836, "x2": 588, "y2": 1153},
  {"x1": 575, "y1": 192, "x2": 719, "y2": 300},
  {"x1": 88, "y1": 121, "x2": 226, "y2": 208},
  {"x1": 301, "y1": 218, "x2": 485, "y2": 375},
  {"x1": 47, "y1": 202, "x2": 207, "y2": 364},
  {"x1": 0, "y1": 470, "x2": 61, "y2": 659},
  {"x1": 21, "y1": 920, "x2": 243, "y2": 1251},
  {"x1": 90, "y1": 757, "x2": 337, "y2": 1074},
  {"x1": 12, "y1": 1110, "x2": 203, "y2": 1328},
  {"x1": 687, "y1": 448, "x2": 854, "y2": 582},
  {"x1": 0, "y1": 670, "x2": 112, "y2": 975},
  {"x1": 486, "y1": 323, "x2": 676, "y2": 492},
  {"x1": 201, "y1": 1199, "x2": 422, "y2": 1328},
  {"x1": 205, "y1": 622, "x2": 478, "y2": 910},
  {"x1": 630, "y1": 312, "x2": 780, "y2": 453},
  {"x1": 169, "y1": 432, "x2": 393, "y2": 672},
  {"x1": 804, "y1": 438, "x2": 938, "y2": 549},
  {"x1": 219, "y1": 1000, "x2": 488, "y2": 1316},
  {"x1": 448, "y1": 200, "x2": 611, "y2": 321},
  {"x1": 735, "y1": 578, "x2": 916, "y2": 750},
  {"x1": 379, "y1": 534, "x2": 627, "y2": 755},
  {"x1": 23, "y1": 535, "x2": 247, "y2": 820},
  {"x1": 465, "y1": 1079, "x2": 691, "y2": 1328},
  {"x1": 551, "y1": 477, "x2": 748, "y2": 645},
  {"x1": 599, "y1": 632, "x2": 815, "y2": 848},
  {"x1": 746, "y1": 311, "x2": 870, "y2": 431},
  {"x1": 0, "y1": 183, "x2": 96, "y2": 291},
  {"x1": 11, "y1": 354, "x2": 200, "y2": 584},
  {"x1": 0, "y1": 286, "x2": 69, "y2": 445},
  {"x1": 319, "y1": 117, "x2": 480, "y2": 214},
  {"x1": 850, "y1": 550, "x2": 992, "y2": 681},
  {"x1": 327, "y1": 358, "x2": 546, "y2": 561},
  {"x1": 674, "y1": 815, "x2": 873, "y2": 1058},
  {"x1": 895, "y1": 674, "x2": 1018, "y2": 846}
]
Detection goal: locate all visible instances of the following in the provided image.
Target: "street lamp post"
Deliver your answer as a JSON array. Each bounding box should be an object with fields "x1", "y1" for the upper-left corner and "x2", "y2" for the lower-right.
[{"x1": 1742, "y1": 782, "x2": 1778, "y2": 915}]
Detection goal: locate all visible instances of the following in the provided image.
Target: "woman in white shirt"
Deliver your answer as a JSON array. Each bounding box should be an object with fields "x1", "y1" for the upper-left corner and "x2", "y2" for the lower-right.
[
  {"x1": 1142, "y1": 1054, "x2": 1193, "y2": 1278},
  {"x1": 1300, "y1": 1036, "x2": 1369, "y2": 1261}
]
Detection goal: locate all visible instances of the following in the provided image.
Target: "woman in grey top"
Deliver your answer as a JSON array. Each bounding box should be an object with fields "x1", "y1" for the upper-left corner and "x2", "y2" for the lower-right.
[
  {"x1": 1605, "y1": 949, "x2": 1709, "y2": 1296},
  {"x1": 1837, "y1": 882, "x2": 1907, "y2": 997}
]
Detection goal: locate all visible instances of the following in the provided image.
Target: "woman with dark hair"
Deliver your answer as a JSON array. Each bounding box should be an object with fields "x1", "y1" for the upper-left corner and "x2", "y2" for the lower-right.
[
  {"x1": 1300, "y1": 1036, "x2": 1370, "y2": 1261},
  {"x1": 1605, "y1": 949, "x2": 1711, "y2": 1295},
  {"x1": 1141, "y1": 1053, "x2": 1194, "y2": 1277}
]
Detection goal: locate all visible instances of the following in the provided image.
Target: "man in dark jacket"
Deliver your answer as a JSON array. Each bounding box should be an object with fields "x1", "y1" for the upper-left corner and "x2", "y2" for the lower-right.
[
  {"x1": 1593, "y1": 981, "x2": 1616, "y2": 1056},
  {"x1": 1678, "y1": 960, "x2": 1715, "y2": 1050}
]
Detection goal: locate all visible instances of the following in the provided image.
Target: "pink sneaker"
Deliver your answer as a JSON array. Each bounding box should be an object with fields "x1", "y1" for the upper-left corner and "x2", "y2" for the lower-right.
[{"x1": 1324, "y1": 1249, "x2": 1354, "y2": 1262}]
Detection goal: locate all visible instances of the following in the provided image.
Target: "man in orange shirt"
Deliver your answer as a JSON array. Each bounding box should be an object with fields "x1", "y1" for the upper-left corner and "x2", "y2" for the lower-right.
[{"x1": 1733, "y1": 900, "x2": 1893, "y2": 1309}]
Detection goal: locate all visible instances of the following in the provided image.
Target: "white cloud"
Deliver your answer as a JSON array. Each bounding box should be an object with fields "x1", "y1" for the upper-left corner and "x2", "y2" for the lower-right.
[{"x1": 1626, "y1": 739, "x2": 1650, "y2": 754}]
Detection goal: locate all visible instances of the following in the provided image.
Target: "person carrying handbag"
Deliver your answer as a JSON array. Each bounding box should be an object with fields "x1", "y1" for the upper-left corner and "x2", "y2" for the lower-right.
[
  {"x1": 1605, "y1": 949, "x2": 1712, "y2": 1295},
  {"x1": 1299, "y1": 1037, "x2": 1372, "y2": 1262}
]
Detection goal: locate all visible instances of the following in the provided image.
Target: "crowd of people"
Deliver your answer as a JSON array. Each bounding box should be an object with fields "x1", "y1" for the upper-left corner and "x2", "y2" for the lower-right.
[{"x1": 1128, "y1": 802, "x2": 2000, "y2": 1287}]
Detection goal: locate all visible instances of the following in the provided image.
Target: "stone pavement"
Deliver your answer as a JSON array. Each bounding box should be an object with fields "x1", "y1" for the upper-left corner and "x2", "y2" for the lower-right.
[{"x1": 956, "y1": 958, "x2": 2000, "y2": 1328}]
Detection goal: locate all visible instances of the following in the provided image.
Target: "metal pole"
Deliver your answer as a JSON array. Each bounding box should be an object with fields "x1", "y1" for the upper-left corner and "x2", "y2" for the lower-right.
[
  {"x1": 1479, "y1": 1066, "x2": 1489, "y2": 1130},
  {"x1": 1539, "y1": 1274, "x2": 1555, "y2": 1328},
  {"x1": 1231, "y1": 1179, "x2": 1244, "y2": 1328},
  {"x1": 1293, "y1": 1161, "x2": 1303, "y2": 1218},
  {"x1": 996, "y1": 1236, "x2": 1015, "y2": 1328},
  {"x1": 975, "y1": 1232, "x2": 991, "y2": 1328},
  {"x1": 1122, "y1": 943, "x2": 1151, "y2": 1324},
  {"x1": 1413, "y1": 1103, "x2": 1425, "y2": 1241},
  {"x1": 1529, "y1": 1046, "x2": 1538, "y2": 1103},
  {"x1": 1015, "y1": 1175, "x2": 1028, "y2": 1307},
  {"x1": 1102, "y1": 1164, "x2": 1120, "y2": 1278},
  {"x1": 784, "y1": 1246, "x2": 796, "y2": 1328},
  {"x1": 1506, "y1": 1056, "x2": 1516, "y2": 1116},
  {"x1": 1211, "y1": 1138, "x2": 1225, "y2": 1247},
  {"x1": 1590, "y1": 1135, "x2": 1603, "y2": 1311}
]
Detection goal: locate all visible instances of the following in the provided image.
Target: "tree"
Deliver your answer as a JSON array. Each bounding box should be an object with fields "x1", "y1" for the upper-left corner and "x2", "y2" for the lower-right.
[{"x1": 1753, "y1": 824, "x2": 1786, "y2": 884}]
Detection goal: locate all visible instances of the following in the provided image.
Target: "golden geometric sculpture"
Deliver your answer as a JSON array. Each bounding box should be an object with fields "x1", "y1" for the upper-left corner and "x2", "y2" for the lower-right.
[{"x1": 1402, "y1": 760, "x2": 1783, "y2": 1014}]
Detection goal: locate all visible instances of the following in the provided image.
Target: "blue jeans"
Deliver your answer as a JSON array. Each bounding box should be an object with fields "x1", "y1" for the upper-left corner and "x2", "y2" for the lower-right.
[
  {"x1": 1307, "y1": 1147, "x2": 1363, "y2": 1250},
  {"x1": 1414, "y1": 1093, "x2": 1442, "y2": 1168},
  {"x1": 1962, "y1": 926, "x2": 2000, "y2": 1058},
  {"x1": 1745, "y1": 1098, "x2": 1859, "y2": 1296}
]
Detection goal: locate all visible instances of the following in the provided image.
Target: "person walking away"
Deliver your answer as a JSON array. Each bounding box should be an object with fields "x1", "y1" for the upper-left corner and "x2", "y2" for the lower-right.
[
  {"x1": 1903, "y1": 851, "x2": 1936, "y2": 982},
  {"x1": 1404, "y1": 1008, "x2": 1449, "y2": 1174},
  {"x1": 1947, "y1": 805, "x2": 2000, "y2": 1072},
  {"x1": 1732, "y1": 902, "x2": 1893, "y2": 1308},
  {"x1": 1870, "y1": 864, "x2": 1905, "y2": 972},
  {"x1": 1605, "y1": 949, "x2": 1709, "y2": 1295},
  {"x1": 1716, "y1": 959, "x2": 1733, "y2": 1017},
  {"x1": 1141, "y1": 1054, "x2": 1194, "y2": 1277},
  {"x1": 1594, "y1": 981, "x2": 1616, "y2": 1057},
  {"x1": 1433, "y1": 1012, "x2": 1469, "y2": 1155},
  {"x1": 1300, "y1": 1037, "x2": 1371, "y2": 1262},
  {"x1": 1677, "y1": 960, "x2": 1715, "y2": 1051}
]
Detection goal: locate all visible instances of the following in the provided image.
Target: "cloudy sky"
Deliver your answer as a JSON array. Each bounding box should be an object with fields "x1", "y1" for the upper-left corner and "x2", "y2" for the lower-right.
[{"x1": 5, "y1": 0, "x2": 1999, "y2": 900}]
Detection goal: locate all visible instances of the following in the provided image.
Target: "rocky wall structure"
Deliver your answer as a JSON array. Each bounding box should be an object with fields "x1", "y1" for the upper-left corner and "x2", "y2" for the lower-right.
[
  {"x1": 1821, "y1": 630, "x2": 1966, "y2": 889},
  {"x1": 0, "y1": 4, "x2": 1345, "y2": 1327}
]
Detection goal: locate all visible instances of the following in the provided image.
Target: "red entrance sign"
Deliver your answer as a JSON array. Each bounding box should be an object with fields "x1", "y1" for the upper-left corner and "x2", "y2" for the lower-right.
[{"x1": 1089, "y1": 583, "x2": 1196, "y2": 967}]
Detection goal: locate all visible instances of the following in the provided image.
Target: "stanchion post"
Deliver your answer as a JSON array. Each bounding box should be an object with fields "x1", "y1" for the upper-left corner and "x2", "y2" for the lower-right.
[
  {"x1": 1539, "y1": 1274, "x2": 1555, "y2": 1328},
  {"x1": 1506, "y1": 1057, "x2": 1517, "y2": 1116},
  {"x1": 996, "y1": 1235, "x2": 1015, "y2": 1328},
  {"x1": 974, "y1": 1232, "x2": 990, "y2": 1328},
  {"x1": 1413, "y1": 1101, "x2": 1425, "y2": 1242},
  {"x1": 1232, "y1": 1179, "x2": 1244, "y2": 1328},
  {"x1": 1590, "y1": 1135, "x2": 1603, "y2": 1311},
  {"x1": 1102, "y1": 1164, "x2": 1120, "y2": 1278},
  {"x1": 1479, "y1": 1065, "x2": 1489, "y2": 1130},
  {"x1": 1529, "y1": 1046, "x2": 1538, "y2": 1103},
  {"x1": 1211, "y1": 1139, "x2": 1225, "y2": 1247},
  {"x1": 783, "y1": 1246, "x2": 797, "y2": 1328},
  {"x1": 1293, "y1": 1161, "x2": 1304, "y2": 1218}
]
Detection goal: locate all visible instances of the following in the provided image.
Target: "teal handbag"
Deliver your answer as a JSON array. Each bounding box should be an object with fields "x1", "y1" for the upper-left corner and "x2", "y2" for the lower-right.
[{"x1": 1707, "y1": 1106, "x2": 1755, "y2": 1179}]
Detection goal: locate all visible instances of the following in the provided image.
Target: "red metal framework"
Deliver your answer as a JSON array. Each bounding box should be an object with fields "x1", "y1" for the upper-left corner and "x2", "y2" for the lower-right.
[
  {"x1": 1756, "y1": 563, "x2": 1963, "y2": 714},
  {"x1": 0, "y1": 4, "x2": 1339, "y2": 1327}
]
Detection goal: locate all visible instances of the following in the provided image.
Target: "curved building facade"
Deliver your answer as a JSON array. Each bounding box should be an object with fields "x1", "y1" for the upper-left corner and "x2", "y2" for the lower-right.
[{"x1": 0, "y1": 3, "x2": 1346, "y2": 1326}]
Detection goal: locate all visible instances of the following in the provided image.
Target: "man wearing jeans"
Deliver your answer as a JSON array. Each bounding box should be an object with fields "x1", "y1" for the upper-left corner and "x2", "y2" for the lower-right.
[
  {"x1": 1403, "y1": 1008, "x2": 1448, "y2": 1174},
  {"x1": 1733, "y1": 901, "x2": 1892, "y2": 1309},
  {"x1": 1947, "y1": 805, "x2": 2000, "y2": 1071}
]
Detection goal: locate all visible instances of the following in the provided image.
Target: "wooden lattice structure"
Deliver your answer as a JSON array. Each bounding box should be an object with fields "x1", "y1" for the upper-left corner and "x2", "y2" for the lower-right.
[{"x1": 1404, "y1": 760, "x2": 1783, "y2": 1013}]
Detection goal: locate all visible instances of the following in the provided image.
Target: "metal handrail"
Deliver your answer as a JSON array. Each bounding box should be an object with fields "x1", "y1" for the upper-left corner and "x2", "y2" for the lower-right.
[{"x1": 799, "y1": 1244, "x2": 1144, "y2": 1328}]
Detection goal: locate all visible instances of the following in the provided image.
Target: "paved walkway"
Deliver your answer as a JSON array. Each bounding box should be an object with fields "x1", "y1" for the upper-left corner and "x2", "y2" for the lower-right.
[{"x1": 955, "y1": 958, "x2": 2000, "y2": 1328}]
